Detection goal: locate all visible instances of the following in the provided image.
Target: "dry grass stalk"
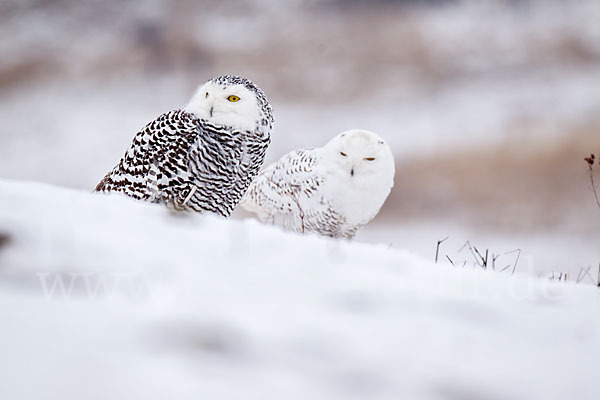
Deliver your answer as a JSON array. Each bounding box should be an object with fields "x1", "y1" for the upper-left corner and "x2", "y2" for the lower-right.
[
  {"x1": 435, "y1": 236, "x2": 449, "y2": 263},
  {"x1": 584, "y1": 154, "x2": 600, "y2": 209}
]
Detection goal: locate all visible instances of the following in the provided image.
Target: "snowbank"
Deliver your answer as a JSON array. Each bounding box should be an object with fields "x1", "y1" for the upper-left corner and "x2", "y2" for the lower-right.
[{"x1": 0, "y1": 179, "x2": 598, "y2": 400}]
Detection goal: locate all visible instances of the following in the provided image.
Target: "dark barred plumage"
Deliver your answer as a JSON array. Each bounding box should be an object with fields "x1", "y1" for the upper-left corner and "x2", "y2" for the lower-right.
[
  {"x1": 95, "y1": 75, "x2": 273, "y2": 216},
  {"x1": 96, "y1": 109, "x2": 271, "y2": 217}
]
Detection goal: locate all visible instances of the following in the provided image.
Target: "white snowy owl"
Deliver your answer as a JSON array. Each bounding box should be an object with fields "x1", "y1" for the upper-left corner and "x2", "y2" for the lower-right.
[
  {"x1": 241, "y1": 129, "x2": 395, "y2": 239},
  {"x1": 95, "y1": 75, "x2": 273, "y2": 217}
]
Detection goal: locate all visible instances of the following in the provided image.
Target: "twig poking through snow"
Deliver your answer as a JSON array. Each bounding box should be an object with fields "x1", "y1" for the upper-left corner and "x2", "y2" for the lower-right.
[
  {"x1": 460, "y1": 241, "x2": 488, "y2": 269},
  {"x1": 492, "y1": 253, "x2": 500, "y2": 270},
  {"x1": 435, "y1": 237, "x2": 449, "y2": 263},
  {"x1": 505, "y1": 248, "x2": 521, "y2": 275},
  {"x1": 473, "y1": 248, "x2": 489, "y2": 269},
  {"x1": 499, "y1": 264, "x2": 512, "y2": 273},
  {"x1": 576, "y1": 265, "x2": 594, "y2": 284}
]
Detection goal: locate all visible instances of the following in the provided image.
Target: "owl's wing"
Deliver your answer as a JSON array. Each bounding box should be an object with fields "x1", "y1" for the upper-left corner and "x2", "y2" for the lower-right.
[
  {"x1": 95, "y1": 110, "x2": 200, "y2": 202},
  {"x1": 241, "y1": 148, "x2": 322, "y2": 221}
]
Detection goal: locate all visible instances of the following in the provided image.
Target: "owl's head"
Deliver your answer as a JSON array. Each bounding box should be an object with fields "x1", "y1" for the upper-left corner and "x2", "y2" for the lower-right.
[
  {"x1": 185, "y1": 75, "x2": 273, "y2": 135},
  {"x1": 323, "y1": 129, "x2": 395, "y2": 182}
]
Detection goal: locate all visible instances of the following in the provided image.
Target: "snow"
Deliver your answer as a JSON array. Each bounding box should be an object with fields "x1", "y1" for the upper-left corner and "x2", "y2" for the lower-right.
[
  {"x1": 1, "y1": 2, "x2": 600, "y2": 394},
  {"x1": 356, "y1": 222, "x2": 600, "y2": 282},
  {"x1": 0, "y1": 179, "x2": 598, "y2": 399},
  {"x1": 1, "y1": 0, "x2": 599, "y2": 283}
]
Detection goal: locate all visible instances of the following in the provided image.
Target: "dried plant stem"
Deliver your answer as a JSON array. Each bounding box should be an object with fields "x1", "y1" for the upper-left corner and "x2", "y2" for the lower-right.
[
  {"x1": 585, "y1": 154, "x2": 600, "y2": 209},
  {"x1": 504, "y1": 248, "x2": 521, "y2": 275},
  {"x1": 587, "y1": 164, "x2": 600, "y2": 209},
  {"x1": 435, "y1": 237, "x2": 449, "y2": 263}
]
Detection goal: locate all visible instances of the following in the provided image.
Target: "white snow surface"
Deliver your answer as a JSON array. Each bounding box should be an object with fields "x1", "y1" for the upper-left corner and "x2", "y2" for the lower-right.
[{"x1": 0, "y1": 179, "x2": 598, "y2": 400}]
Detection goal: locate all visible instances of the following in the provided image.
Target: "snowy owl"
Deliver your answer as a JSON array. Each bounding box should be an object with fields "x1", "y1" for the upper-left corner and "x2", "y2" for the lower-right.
[
  {"x1": 95, "y1": 75, "x2": 273, "y2": 217},
  {"x1": 241, "y1": 129, "x2": 395, "y2": 239}
]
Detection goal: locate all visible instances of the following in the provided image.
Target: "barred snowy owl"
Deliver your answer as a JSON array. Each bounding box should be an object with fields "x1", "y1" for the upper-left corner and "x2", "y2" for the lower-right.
[
  {"x1": 241, "y1": 129, "x2": 395, "y2": 239},
  {"x1": 95, "y1": 75, "x2": 273, "y2": 217}
]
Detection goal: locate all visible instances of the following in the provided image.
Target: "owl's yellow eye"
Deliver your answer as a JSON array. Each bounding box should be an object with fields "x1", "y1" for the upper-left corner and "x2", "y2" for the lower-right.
[
  {"x1": 227, "y1": 95, "x2": 240, "y2": 102},
  {"x1": 365, "y1": 157, "x2": 375, "y2": 161},
  {"x1": 340, "y1": 152, "x2": 347, "y2": 157}
]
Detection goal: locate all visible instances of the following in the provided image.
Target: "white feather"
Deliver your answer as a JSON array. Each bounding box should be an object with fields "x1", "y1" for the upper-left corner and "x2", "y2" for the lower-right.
[{"x1": 241, "y1": 129, "x2": 395, "y2": 239}]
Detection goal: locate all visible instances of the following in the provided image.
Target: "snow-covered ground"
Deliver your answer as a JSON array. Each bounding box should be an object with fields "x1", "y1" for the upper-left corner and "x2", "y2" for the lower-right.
[
  {"x1": 356, "y1": 221, "x2": 600, "y2": 281},
  {"x1": 1, "y1": 0, "x2": 599, "y2": 280},
  {"x1": 0, "y1": 179, "x2": 598, "y2": 399},
  {"x1": 0, "y1": 2, "x2": 598, "y2": 398}
]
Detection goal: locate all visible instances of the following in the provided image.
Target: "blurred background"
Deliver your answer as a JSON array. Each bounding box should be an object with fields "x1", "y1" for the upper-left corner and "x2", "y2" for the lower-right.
[{"x1": 1, "y1": 0, "x2": 599, "y2": 276}]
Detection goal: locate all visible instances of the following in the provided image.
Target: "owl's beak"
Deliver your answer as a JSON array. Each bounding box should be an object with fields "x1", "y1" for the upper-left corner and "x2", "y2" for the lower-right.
[
  {"x1": 350, "y1": 167, "x2": 355, "y2": 177},
  {"x1": 209, "y1": 106, "x2": 214, "y2": 117}
]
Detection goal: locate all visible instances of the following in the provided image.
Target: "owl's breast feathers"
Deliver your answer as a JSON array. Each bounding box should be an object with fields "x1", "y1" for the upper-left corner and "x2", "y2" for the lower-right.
[
  {"x1": 242, "y1": 148, "x2": 366, "y2": 239},
  {"x1": 95, "y1": 110, "x2": 270, "y2": 217}
]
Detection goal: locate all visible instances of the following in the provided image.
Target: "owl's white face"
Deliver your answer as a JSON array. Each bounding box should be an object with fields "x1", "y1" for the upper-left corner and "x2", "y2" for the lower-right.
[
  {"x1": 184, "y1": 82, "x2": 261, "y2": 132},
  {"x1": 322, "y1": 129, "x2": 395, "y2": 181}
]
